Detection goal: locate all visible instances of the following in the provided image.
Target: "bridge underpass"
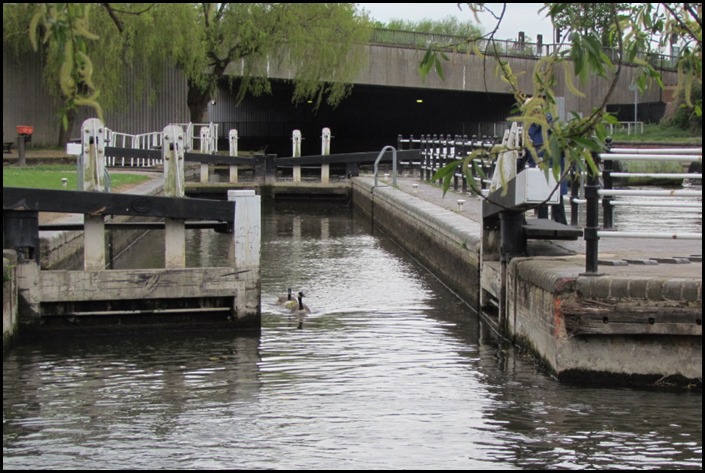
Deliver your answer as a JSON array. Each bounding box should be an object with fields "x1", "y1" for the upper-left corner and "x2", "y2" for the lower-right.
[{"x1": 209, "y1": 79, "x2": 516, "y2": 156}]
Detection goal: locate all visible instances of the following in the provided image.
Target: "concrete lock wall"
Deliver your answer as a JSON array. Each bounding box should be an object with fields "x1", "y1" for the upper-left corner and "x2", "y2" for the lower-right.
[
  {"x1": 351, "y1": 178, "x2": 482, "y2": 308},
  {"x1": 350, "y1": 177, "x2": 701, "y2": 388},
  {"x1": 3, "y1": 251, "x2": 19, "y2": 352},
  {"x1": 506, "y1": 258, "x2": 702, "y2": 385}
]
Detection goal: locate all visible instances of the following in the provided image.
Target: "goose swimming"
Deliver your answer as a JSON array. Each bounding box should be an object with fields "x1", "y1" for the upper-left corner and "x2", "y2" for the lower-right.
[
  {"x1": 289, "y1": 290, "x2": 311, "y2": 316},
  {"x1": 276, "y1": 288, "x2": 294, "y2": 306}
]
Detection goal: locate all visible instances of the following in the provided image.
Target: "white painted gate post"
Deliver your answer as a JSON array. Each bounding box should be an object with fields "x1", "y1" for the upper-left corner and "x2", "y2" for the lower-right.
[
  {"x1": 229, "y1": 129, "x2": 239, "y2": 183},
  {"x1": 292, "y1": 130, "x2": 302, "y2": 183},
  {"x1": 81, "y1": 118, "x2": 108, "y2": 271},
  {"x1": 321, "y1": 127, "x2": 331, "y2": 184},
  {"x1": 228, "y1": 189, "x2": 261, "y2": 320},
  {"x1": 162, "y1": 125, "x2": 186, "y2": 268},
  {"x1": 199, "y1": 127, "x2": 210, "y2": 183}
]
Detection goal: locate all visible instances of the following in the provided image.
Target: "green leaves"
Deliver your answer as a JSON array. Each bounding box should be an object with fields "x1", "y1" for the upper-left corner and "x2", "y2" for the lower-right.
[
  {"x1": 29, "y1": 4, "x2": 104, "y2": 125},
  {"x1": 431, "y1": 158, "x2": 461, "y2": 197},
  {"x1": 571, "y1": 32, "x2": 614, "y2": 84},
  {"x1": 420, "y1": 47, "x2": 449, "y2": 81},
  {"x1": 431, "y1": 149, "x2": 492, "y2": 198},
  {"x1": 419, "y1": 2, "x2": 701, "y2": 207}
]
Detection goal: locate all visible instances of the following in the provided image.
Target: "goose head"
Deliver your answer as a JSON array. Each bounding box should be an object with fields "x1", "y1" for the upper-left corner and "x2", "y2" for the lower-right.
[{"x1": 291, "y1": 290, "x2": 311, "y2": 314}]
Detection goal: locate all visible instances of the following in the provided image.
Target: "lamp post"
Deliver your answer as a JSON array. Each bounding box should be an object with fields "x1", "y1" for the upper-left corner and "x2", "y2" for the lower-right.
[{"x1": 629, "y1": 83, "x2": 638, "y2": 133}]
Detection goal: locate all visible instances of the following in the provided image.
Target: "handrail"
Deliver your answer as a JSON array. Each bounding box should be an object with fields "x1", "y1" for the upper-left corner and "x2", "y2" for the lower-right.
[
  {"x1": 580, "y1": 148, "x2": 702, "y2": 274},
  {"x1": 374, "y1": 146, "x2": 398, "y2": 187},
  {"x1": 369, "y1": 27, "x2": 679, "y2": 68}
]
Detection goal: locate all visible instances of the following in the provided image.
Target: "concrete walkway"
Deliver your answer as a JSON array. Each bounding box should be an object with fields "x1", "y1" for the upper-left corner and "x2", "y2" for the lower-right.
[{"x1": 384, "y1": 175, "x2": 702, "y2": 281}]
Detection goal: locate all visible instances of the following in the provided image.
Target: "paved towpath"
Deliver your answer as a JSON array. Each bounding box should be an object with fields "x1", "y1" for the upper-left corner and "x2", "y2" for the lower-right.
[{"x1": 383, "y1": 174, "x2": 702, "y2": 281}]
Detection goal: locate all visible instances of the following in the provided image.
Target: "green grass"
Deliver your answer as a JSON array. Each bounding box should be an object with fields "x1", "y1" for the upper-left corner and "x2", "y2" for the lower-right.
[
  {"x1": 610, "y1": 124, "x2": 702, "y2": 144},
  {"x1": 3, "y1": 164, "x2": 151, "y2": 191},
  {"x1": 614, "y1": 159, "x2": 687, "y2": 186}
]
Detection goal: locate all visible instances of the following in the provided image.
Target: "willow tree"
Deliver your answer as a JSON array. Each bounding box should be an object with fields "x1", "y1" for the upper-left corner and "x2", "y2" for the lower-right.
[
  {"x1": 3, "y1": 3, "x2": 371, "y2": 142},
  {"x1": 3, "y1": 3, "x2": 197, "y2": 144},
  {"x1": 420, "y1": 3, "x2": 702, "y2": 197},
  {"x1": 550, "y1": 3, "x2": 630, "y2": 46},
  {"x1": 180, "y1": 3, "x2": 372, "y2": 122}
]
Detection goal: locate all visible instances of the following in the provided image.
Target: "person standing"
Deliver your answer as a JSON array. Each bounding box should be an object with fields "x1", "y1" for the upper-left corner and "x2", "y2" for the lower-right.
[{"x1": 524, "y1": 105, "x2": 567, "y2": 225}]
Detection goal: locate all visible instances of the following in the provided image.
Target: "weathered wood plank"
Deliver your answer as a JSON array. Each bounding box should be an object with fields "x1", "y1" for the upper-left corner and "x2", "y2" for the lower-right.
[
  {"x1": 562, "y1": 301, "x2": 702, "y2": 335},
  {"x1": 4, "y1": 187, "x2": 234, "y2": 222},
  {"x1": 184, "y1": 152, "x2": 256, "y2": 165},
  {"x1": 39, "y1": 268, "x2": 247, "y2": 301}
]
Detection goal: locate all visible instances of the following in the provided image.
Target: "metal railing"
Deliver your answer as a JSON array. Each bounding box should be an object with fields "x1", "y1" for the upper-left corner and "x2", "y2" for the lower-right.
[
  {"x1": 608, "y1": 122, "x2": 645, "y2": 135},
  {"x1": 105, "y1": 123, "x2": 219, "y2": 167},
  {"x1": 578, "y1": 147, "x2": 702, "y2": 273},
  {"x1": 403, "y1": 133, "x2": 701, "y2": 274},
  {"x1": 369, "y1": 28, "x2": 679, "y2": 68},
  {"x1": 373, "y1": 146, "x2": 398, "y2": 187},
  {"x1": 400, "y1": 134, "x2": 500, "y2": 193}
]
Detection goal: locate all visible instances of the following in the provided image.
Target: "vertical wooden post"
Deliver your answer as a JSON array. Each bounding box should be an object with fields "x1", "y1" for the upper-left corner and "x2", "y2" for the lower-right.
[
  {"x1": 229, "y1": 129, "x2": 239, "y2": 183},
  {"x1": 81, "y1": 118, "x2": 107, "y2": 192},
  {"x1": 81, "y1": 118, "x2": 108, "y2": 270},
  {"x1": 200, "y1": 164, "x2": 209, "y2": 183},
  {"x1": 321, "y1": 127, "x2": 331, "y2": 184},
  {"x1": 163, "y1": 125, "x2": 186, "y2": 268},
  {"x1": 200, "y1": 127, "x2": 210, "y2": 183},
  {"x1": 228, "y1": 189, "x2": 261, "y2": 320},
  {"x1": 292, "y1": 130, "x2": 302, "y2": 183},
  {"x1": 17, "y1": 134, "x2": 26, "y2": 167}
]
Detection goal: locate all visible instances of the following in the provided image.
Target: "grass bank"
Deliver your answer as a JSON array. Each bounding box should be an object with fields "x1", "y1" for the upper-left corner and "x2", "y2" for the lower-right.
[
  {"x1": 610, "y1": 124, "x2": 702, "y2": 145},
  {"x1": 3, "y1": 164, "x2": 151, "y2": 191}
]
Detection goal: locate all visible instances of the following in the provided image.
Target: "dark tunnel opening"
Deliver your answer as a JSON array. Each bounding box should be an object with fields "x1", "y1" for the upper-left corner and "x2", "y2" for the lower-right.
[{"x1": 210, "y1": 80, "x2": 516, "y2": 156}]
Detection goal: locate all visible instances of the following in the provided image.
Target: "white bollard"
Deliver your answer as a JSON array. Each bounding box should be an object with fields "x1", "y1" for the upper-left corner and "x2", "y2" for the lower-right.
[
  {"x1": 80, "y1": 118, "x2": 108, "y2": 270},
  {"x1": 292, "y1": 130, "x2": 302, "y2": 183},
  {"x1": 81, "y1": 118, "x2": 107, "y2": 192},
  {"x1": 457, "y1": 199, "x2": 466, "y2": 211},
  {"x1": 229, "y1": 129, "x2": 239, "y2": 183},
  {"x1": 321, "y1": 127, "x2": 331, "y2": 184}
]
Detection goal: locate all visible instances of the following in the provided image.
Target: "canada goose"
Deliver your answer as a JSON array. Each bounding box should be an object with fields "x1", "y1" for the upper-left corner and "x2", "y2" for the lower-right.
[
  {"x1": 276, "y1": 288, "x2": 294, "y2": 305},
  {"x1": 289, "y1": 290, "x2": 311, "y2": 316}
]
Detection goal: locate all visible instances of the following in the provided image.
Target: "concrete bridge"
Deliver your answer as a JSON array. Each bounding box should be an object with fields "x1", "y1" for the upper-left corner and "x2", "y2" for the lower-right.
[{"x1": 210, "y1": 36, "x2": 677, "y2": 155}]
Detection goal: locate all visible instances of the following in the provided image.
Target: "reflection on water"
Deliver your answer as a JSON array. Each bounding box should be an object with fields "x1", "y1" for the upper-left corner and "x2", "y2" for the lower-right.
[
  {"x1": 3, "y1": 199, "x2": 702, "y2": 470},
  {"x1": 567, "y1": 185, "x2": 702, "y2": 234},
  {"x1": 611, "y1": 186, "x2": 702, "y2": 234}
]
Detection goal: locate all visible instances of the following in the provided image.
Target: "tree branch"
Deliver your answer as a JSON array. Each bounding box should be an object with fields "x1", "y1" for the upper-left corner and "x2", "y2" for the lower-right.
[
  {"x1": 662, "y1": 3, "x2": 702, "y2": 48},
  {"x1": 100, "y1": 3, "x2": 124, "y2": 33}
]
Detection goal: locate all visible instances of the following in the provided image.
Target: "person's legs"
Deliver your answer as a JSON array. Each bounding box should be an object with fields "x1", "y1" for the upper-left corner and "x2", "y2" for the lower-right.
[
  {"x1": 537, "y1": 205, "x2": 548, "y2": 219},
  {"x1": 551, "y1": 196, "x2": 567, "y2": 224}
]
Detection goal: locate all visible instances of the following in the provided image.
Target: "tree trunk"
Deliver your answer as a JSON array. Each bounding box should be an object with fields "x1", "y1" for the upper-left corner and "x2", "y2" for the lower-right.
[
  {"x1": 57, "y1": 108, "x2": 77, "y2": 148},
  {"x1": 187, "y1": 79, "x2": 210, "y2": 123}
]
